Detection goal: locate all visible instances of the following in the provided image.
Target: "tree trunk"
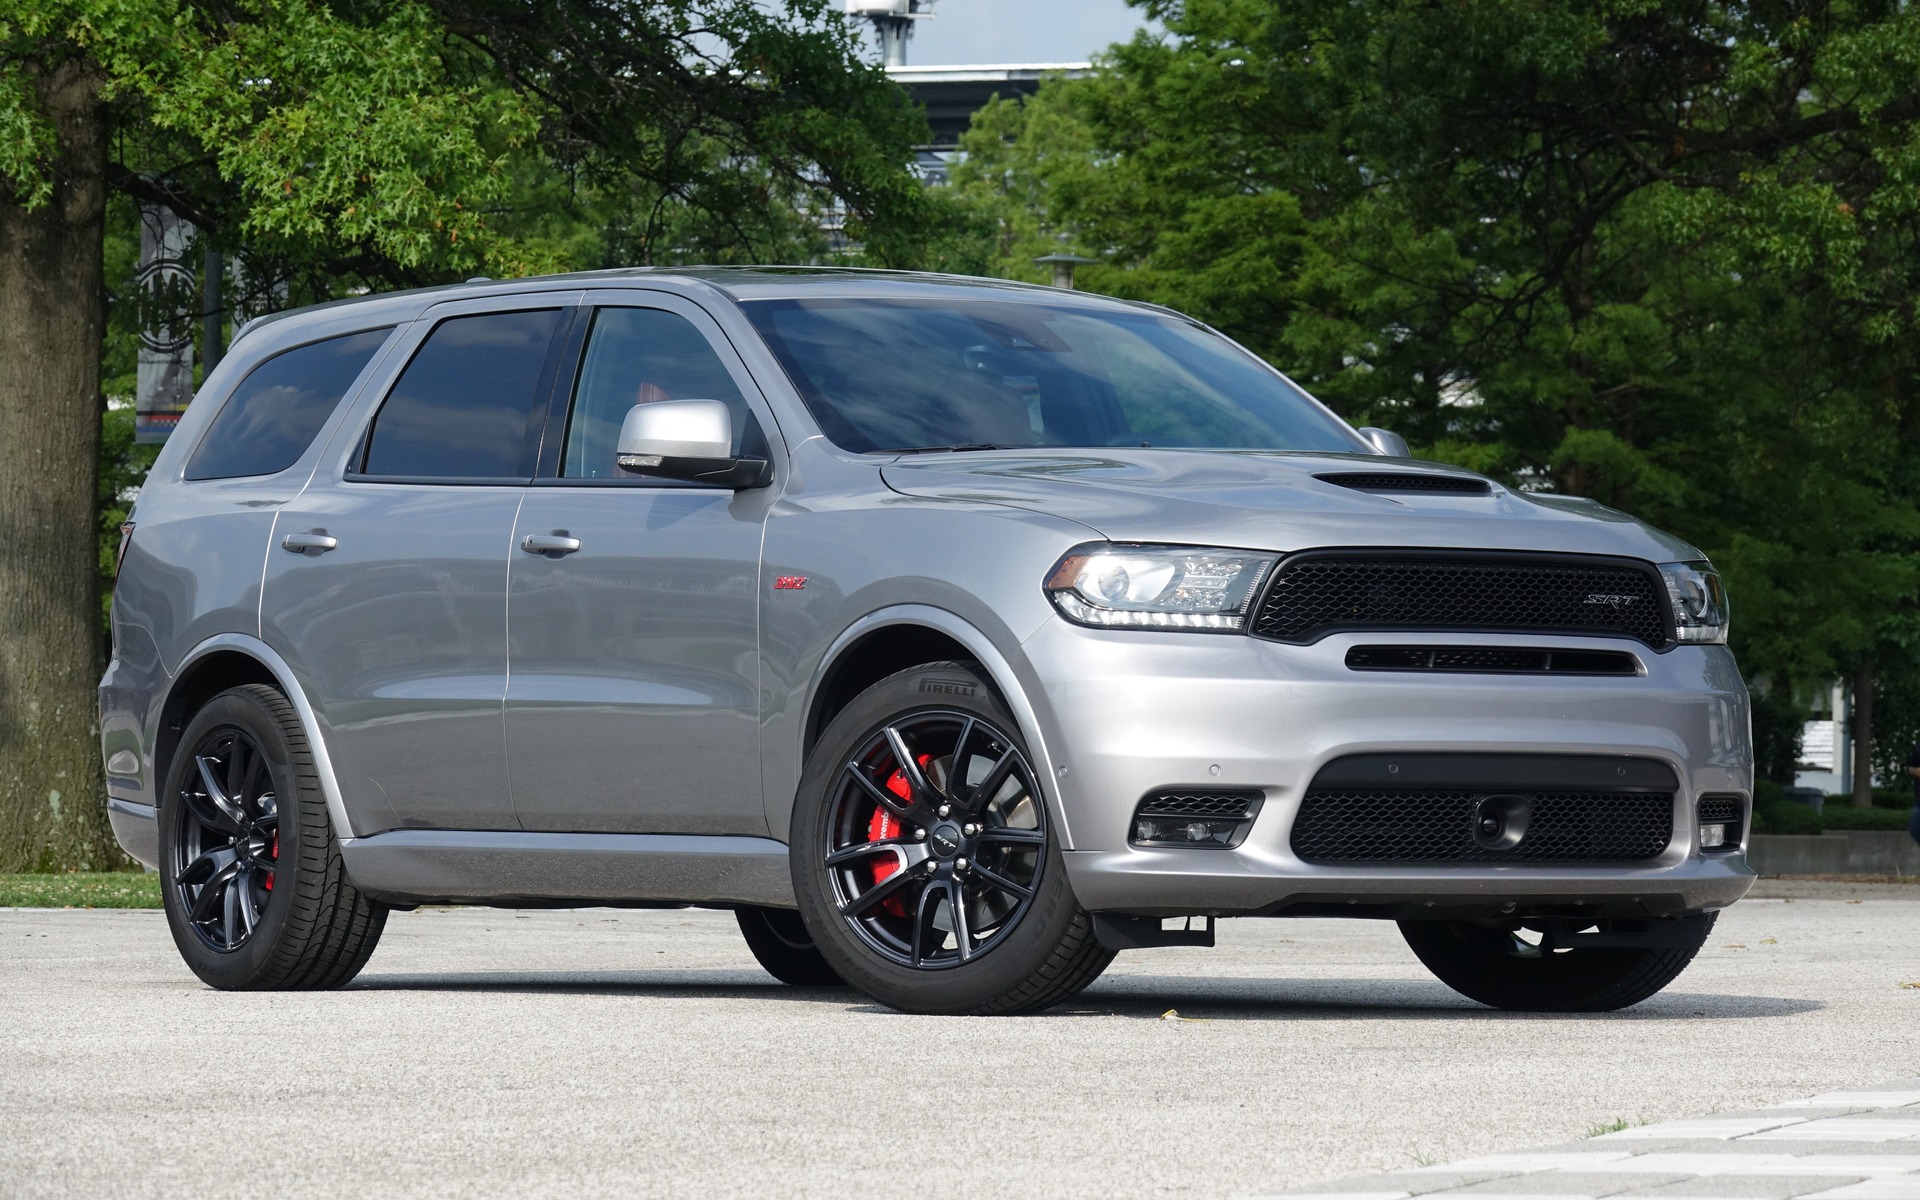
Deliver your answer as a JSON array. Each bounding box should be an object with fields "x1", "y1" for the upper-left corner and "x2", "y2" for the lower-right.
[
  {"x1": 0, "y1": 53, "x2": 118, "y2": 872},
  {"x1": 1852, "y1": 659, "x2": 1874, "y2": 808}
]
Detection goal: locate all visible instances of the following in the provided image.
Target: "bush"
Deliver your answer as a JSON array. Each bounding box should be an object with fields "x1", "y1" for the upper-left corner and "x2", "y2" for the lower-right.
[
  {"x1": 1820, "y1": 805, "x2": 1914, "y2": 831},
  {"x1": 1752, "y1": 801, "x2": 1825, "y2": 835},
  {"x1": 1825, "y1": 790, "x2": 1912, "y2": 810}
]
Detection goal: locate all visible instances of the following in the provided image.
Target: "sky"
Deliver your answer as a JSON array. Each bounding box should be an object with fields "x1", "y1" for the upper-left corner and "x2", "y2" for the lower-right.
[{"x1": 851, "y1": 0, "x2": 1155, "y2": 66}]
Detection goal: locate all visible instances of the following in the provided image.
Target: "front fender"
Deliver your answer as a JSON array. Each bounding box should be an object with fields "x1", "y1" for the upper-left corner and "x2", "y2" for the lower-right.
[{"x1": 774, "y1": 604, "x2": 1077, "y2": 850}]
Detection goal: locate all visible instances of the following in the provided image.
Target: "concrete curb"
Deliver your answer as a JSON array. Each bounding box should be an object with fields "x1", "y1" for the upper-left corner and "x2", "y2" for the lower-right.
[{"x1": 1750, "y1": 831, "x2": 1920, "y2": 877}]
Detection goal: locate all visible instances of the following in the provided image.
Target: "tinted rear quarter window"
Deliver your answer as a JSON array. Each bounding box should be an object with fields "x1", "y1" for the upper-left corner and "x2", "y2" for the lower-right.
[
  {"x1": 360, "y1": 309, "x2": 565, "y2": 480},
  {"x1": 184, "y1": 328, "x2": 391, "y2": 480}
]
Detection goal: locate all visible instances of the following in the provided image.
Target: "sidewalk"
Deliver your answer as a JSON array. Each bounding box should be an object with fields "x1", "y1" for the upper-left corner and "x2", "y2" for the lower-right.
[{"x1": 1262, "y1": 1081, "x2": 1920, "y2": 1200}]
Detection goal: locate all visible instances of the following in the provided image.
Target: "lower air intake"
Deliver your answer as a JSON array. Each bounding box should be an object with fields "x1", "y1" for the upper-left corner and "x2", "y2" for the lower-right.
[
  {"x1": 1697, "y1": 794, "x2": 1742, "y2": 824},
  {"x1": 1291, "y1": 789, "x2": 1674, "y2": 864}
]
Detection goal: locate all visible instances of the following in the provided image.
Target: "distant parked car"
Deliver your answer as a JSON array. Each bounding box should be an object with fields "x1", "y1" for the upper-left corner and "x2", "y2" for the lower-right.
[{"x1": 101, "y1": 268, "x2": 1751, "y2": 1014}]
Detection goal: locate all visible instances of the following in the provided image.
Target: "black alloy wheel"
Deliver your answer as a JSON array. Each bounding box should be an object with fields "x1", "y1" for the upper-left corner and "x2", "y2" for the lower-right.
[
  {"x1": 159, "y1": 684, "x2": 388, "y2": 990},
  {"x1": 825, "y1": 708, "x2": 1047, "y2": 969},
  {"x1": 171, "y1": 727, "x2": 281, "y2": 952},
  {"x1": 791, "y1": 662, "x2": 1113, "y2": 1015},
  {"x1": 1399, "y1": 913, "x2": 1716, "y2": 1011},
  {"x1": 734, "y1": 905, "x2": 846, "y2": 987}
]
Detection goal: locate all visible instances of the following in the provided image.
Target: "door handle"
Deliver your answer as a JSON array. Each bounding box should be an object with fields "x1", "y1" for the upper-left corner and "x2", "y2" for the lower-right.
[
  {"x1": 520, "y1": 532, "x2": 582, "y2": 557},
  {"x1": 281, "y1": 530, "x2": 338, "y2": 554}
]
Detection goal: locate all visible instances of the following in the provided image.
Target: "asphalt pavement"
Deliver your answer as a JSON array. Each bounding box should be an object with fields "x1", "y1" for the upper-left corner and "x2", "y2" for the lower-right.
[{"x1": 2, "y1": 881, "x2": 1915, "y2": 1199}]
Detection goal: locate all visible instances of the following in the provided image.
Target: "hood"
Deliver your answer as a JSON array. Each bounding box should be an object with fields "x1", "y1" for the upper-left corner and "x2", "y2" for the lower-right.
[{"x1": 881, "y1": 449, "x2": 1702, "y2": 562}]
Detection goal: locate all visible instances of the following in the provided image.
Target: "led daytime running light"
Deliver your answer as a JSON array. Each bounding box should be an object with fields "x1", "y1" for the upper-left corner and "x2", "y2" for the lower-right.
[{"x1": 1045, "y1": 544, "x2": 1277, "y2": 632}]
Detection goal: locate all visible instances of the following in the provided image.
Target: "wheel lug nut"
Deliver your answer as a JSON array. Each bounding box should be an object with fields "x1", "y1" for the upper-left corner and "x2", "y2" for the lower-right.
[
  {"x1": 938, "y1": 805, "x2": 951, "y2": 818},
  {"x1": 963, "y1": 823, "x2": 979, "y2": 836},
  {"x1": 954, "y1": 857, "x2": 968, "y2": 871},
  {"x1": 913, "y1": 828, "x2": 927, "y2": 840}
]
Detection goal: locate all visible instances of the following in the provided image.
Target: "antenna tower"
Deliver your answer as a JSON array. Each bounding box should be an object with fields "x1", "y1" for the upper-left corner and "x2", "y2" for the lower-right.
[{"x1": 847, "y1": 0, "x2": 937, "y2": 68}]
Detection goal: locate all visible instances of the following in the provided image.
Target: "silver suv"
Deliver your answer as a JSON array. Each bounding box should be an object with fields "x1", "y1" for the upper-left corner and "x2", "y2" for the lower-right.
[{"x1": 101, "y1": 269, "x2": 1753, "y2": 1014}]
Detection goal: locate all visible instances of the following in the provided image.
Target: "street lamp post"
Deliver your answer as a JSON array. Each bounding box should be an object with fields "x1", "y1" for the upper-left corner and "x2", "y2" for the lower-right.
[{"x1": 1032, "y1": 252, "x2": 1098, "y2": 290}]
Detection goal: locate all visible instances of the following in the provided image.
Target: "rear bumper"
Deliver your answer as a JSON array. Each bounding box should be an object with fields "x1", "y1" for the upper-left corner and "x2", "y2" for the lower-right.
[
  {"x1": 107, "y1": 799, "x2": 160, "y2": 871},
  {"x1": 1020, "y1": 619, "x2": 1755, "y2": 917}
]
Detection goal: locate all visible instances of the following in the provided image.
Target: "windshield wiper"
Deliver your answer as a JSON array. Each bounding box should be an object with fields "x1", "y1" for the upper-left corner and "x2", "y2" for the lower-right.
[{"x1": 873, "y1": 444, "x2": 1010, "y2": 455}]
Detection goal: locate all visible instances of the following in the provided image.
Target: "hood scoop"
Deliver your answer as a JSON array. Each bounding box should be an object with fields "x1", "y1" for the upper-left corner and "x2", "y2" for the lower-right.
[{"x1": 1315, "y1": 471, "x2": 1492, "y2": 495}]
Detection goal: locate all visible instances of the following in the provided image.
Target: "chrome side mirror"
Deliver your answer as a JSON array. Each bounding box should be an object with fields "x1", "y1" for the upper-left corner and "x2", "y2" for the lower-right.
[
  {"x1": 1356, "y1": 426, "x2": 1412, "y2": 458},
  {"x1": 615, "y1": 399, "x2": 770, "y2": 489}
]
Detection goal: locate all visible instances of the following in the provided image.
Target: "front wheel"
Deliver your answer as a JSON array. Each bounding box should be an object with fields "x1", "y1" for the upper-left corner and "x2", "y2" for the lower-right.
[
  {"x1": 790, "y1": 662, "x2": 1113, "y2": 1014},
  {"x1": 1400, "y1": 914, "x2": 1716, "y2": 1012}
]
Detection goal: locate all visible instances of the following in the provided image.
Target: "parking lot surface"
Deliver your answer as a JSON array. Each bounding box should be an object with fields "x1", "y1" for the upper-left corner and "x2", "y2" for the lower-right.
[{"x1": 3, "y1": 883, "x2": 1915, "y2": 1200}]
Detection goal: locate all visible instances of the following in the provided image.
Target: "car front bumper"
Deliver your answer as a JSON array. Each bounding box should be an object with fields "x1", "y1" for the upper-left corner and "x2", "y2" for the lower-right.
[{"x1": 1019, "y1": 619, "x2": 1755, "y2": 918}]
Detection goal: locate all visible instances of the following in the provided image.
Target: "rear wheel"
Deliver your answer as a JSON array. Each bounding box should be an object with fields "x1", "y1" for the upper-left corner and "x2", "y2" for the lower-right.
[
  {"x1": 735, "y1": 905, "x2": 845, "y2": 986},
  {"x1": 790, "y1": 662, "x2": 1113, "y2": 1015},
  {"x1": 159, "y1": 685, "x2": 387, "y2": 990},
  {"x1": 1399, "y1": 914, "x2": 1715, "y2": 1012}
]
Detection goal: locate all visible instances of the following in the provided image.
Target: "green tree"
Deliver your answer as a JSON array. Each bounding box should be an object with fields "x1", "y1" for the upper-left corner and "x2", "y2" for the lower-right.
[
  {"x1": 1, "y1": 0, "x2": 928, "y2": 871},
  {"x1": 965, "y1": 0, "x2": 1920, "y2": 779}
]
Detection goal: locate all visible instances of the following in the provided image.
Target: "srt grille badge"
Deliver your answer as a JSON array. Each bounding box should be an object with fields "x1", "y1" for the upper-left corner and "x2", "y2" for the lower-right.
[{"x1": 1583, "y1": 593, "x2": 1638, "y2": 607}]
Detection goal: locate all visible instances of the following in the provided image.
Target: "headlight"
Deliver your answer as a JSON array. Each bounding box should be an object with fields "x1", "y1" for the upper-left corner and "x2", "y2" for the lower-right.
[
  {"x1": 1045, "y1": 544, "x2": 1277, "y2": 631},
  {"x1": 1658, "y1": 561, "x2": 1729, "y2": 644}
]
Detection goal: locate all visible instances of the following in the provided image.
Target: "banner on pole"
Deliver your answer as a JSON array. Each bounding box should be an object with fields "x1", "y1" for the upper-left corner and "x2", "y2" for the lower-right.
[{"x1": 135, "y1": 202, "x2": 197, "y2": 445}]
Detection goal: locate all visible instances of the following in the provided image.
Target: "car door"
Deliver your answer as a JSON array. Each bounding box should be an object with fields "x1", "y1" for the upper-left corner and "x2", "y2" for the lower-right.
[
  {"x1": 505, "y1": 291, "x2": 779, "y2": 835},
  {"x1": 261, "y1": 296, "x2": 579, "y2": 832}
]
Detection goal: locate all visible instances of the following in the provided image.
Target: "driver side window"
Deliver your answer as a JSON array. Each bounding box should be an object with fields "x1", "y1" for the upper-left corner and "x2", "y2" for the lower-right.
[{"x1": 562, "y1": 306, "x2": 759, "y2": 480}]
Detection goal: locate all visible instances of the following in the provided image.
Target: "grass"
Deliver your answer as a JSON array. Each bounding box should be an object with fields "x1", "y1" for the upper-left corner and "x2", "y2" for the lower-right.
[
  {"x1": 1586, "y1": 1117, "x2": 1639, "y2": 1137},
  {"x1": 0, "y1": 872, "x2": 161, "y2": 908}
]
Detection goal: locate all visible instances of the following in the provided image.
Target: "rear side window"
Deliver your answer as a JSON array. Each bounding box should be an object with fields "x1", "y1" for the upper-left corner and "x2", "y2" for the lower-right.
[
  {"x1": 359, "y1": 309, "x2": 565, "y2": 480},
  {"x1": 184, "y1": 328, "x2": 391, "y2": 480}
]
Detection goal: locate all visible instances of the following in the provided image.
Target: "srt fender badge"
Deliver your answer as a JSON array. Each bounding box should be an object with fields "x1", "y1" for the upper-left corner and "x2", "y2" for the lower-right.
[{"x1": 773, "y1": 575, "x2": 807, "y2": 590}]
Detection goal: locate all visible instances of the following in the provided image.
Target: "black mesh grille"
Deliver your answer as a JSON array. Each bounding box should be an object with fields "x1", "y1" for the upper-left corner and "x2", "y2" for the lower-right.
[
  {"x1": 1316, "y1": 473, "x2": 1492, "y2": 494},
  {"x1": 1251, "y1": 553, "x2": 1670, "y2": 647},
  {"x1": 1698, "y1": 794, "x2": 1742, "y2": 824},
  {"x1": 1135, "y1": 790, "x2": 1262, "y2": 818},
  {"x1": 1291, "y1": 789, "x2": 1674, "y2": 863},
  {"x1": 1346, "y1": 645, "x2": 1641, "y2": 675}
]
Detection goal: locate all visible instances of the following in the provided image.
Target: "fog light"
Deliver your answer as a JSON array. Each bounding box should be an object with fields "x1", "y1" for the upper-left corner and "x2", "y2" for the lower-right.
[
  {"x1": 1131, "y1": 790, "x2": 1263, "y2": 848},
  {"x1": 1700, "y1": 822, "x2": 1728, "y2": 849}
]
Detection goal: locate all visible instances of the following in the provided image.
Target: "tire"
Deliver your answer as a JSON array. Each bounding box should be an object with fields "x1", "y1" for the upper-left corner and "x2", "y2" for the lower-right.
[
  {"x1": 158, "y1": 684, "x2": 387, "y2": 990},
  {"x1": 735, "y1": 905, "x2": 847, "y2": 986},
  {"x1": 790, "y1": 661, "x2": 1113, "y2": 1015},
  {"x1": 1399, "y1": 913, "x2": 1716, "y2": 1012}
]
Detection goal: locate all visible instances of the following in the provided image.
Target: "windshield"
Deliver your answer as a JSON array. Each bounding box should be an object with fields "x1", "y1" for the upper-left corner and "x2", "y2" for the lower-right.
[{"x1": 740, "y1": 297, "x2": 1362, "y2": 454}]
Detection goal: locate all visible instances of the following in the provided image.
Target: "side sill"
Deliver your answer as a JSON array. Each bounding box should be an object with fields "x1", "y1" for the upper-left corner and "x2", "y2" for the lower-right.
[
  {"x1": 338, "y1": 830, "x2": 795, "y2": 908},
  {"x1": 107, "y1": 798, "x2": 160, "y2": 871}
]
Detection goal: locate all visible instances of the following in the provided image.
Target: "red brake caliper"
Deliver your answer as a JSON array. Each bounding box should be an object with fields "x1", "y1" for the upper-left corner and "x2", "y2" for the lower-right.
[
  {"x1": 866, "y1": 753, "x2": 932, "y2": 918},
  {"x1": 264, "y1": 830, "x2": 278, "y2": 891}
]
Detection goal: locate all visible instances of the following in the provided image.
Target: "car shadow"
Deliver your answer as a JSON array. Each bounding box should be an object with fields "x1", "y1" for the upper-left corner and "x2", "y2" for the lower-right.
[
  {"x1": 348, "y1": 968, "x2": 1821, "y2": 1019},
  {"x1": 349, "y1": 968, "x2": 854, "y2": 1001},
  {"x1": 1047, "y1": 975, "x2": 1824, "y2": 1021}
]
